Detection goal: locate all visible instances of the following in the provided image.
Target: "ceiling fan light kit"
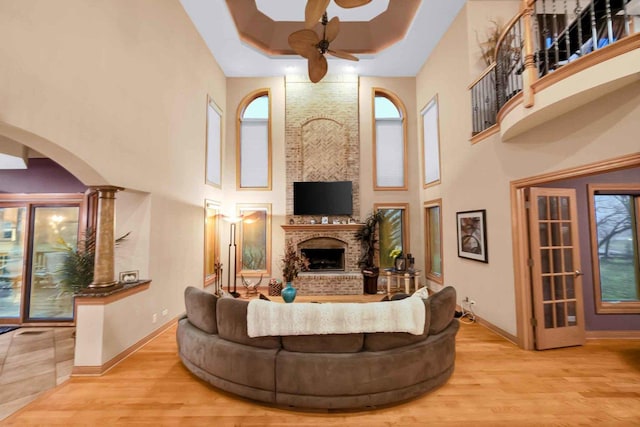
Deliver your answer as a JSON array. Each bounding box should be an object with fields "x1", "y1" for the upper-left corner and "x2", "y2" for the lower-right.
[{"x1": 290, "y1": 0, "x2": 369, "y2": 83}]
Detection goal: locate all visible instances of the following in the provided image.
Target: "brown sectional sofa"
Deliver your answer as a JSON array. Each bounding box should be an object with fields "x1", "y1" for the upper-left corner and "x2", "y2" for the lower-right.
[{"x1": 176, "y1": 286, "x2": 459, "y2": 409}]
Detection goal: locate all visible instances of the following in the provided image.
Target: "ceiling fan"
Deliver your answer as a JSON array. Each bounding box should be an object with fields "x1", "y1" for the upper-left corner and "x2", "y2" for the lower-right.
[{"x1": 287, "y1": 0, "x2": 371, "y2": 83}]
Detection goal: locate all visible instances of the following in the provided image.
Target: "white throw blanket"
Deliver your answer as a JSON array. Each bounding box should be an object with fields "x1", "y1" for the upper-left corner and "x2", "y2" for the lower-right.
[{"x1": 246, "y1": 297, "x2": 425, "y2": 337}]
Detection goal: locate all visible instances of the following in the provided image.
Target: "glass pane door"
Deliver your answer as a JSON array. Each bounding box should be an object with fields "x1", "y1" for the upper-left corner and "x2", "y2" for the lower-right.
[
  {"x1": 27, "y1": 206, "x2": 79, "y2": 321},
  {"x1": 0, "y1": 207, "x2": 27, "y2": 319}
]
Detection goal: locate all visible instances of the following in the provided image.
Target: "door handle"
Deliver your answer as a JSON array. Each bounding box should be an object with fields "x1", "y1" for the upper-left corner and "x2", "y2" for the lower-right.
[{"x1": 574, "y1": 270, "x2": 583, "y2": 277}]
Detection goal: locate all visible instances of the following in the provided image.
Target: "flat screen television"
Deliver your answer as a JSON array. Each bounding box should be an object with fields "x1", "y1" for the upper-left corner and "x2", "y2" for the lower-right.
[{"x1": 293, "y1": 181, "x2": 353, "y2": 216}]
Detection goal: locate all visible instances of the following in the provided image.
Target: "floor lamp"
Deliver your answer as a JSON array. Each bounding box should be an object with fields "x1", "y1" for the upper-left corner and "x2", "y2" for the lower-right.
[{"x1": 223, "y1": 215, "x2": 242, "y2": 298}]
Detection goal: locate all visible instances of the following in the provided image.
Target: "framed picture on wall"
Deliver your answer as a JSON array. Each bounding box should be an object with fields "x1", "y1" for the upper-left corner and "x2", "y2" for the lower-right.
[{"x1": 456, "y1": 209, "x2": 488, "y2": 263}]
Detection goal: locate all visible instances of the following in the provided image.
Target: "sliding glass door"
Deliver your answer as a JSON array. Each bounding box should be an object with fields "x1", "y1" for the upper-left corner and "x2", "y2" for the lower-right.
[
  {"x1": 0, "y1": 196, "x2": 83, "y2": 324},
  {"x1": 26, "y1": 206, "x2": 80, "y2": 321},
  {"x1": 0, "y1": 206, "x2": 27, "y2": 319}
]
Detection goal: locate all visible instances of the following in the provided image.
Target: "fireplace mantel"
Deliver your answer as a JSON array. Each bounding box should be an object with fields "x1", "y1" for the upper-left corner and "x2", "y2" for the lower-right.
[{"x1": 281, "y1": 224, "x2": 362, "y2": 232}]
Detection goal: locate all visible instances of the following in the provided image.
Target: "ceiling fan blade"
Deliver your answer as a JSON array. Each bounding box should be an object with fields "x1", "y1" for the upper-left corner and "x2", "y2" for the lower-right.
[
  {"x1": 328, "y1": 48, "x2": 359, "y2": 61},
  {"x1": 325, "y1": 16, "x2": 340, "y2": 42},
  {"x1": 288, "y1": 29, "x2": 320, "y2": 58},
  {"x1": 334, "y1": 0, "x2": 372, "y2": 8},
  {"x1": 305, "y1": 0, "x2": 330, "y2": 29},
  {"x1": 308, "y1": 52, "x2": 328, "y2": 83}
]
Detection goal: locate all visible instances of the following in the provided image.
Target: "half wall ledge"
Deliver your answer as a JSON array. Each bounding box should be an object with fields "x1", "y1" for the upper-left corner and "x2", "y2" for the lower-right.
[{"x1": 73, "y1": 280, "x2": 152, "y2": 376}]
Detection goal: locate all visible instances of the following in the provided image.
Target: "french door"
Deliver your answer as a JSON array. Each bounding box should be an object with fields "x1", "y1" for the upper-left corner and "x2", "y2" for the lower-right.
[
  {"x1": 528, "y1": 187, "x2": 585, "y2": 350},
  {"x1": 0, "y1": 195, "x2": 83, "y2": 324}
]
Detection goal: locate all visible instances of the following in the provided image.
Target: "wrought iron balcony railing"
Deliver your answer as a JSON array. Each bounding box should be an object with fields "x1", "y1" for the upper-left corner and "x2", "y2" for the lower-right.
[{"x1": 470, "y1": 0, "x2": 638, "y2": 137}]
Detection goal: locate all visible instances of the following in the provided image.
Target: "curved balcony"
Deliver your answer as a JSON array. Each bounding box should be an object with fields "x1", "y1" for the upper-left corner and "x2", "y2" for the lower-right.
[{"x1": 470, "y1": 0, "x2": 640, "y2": 142}]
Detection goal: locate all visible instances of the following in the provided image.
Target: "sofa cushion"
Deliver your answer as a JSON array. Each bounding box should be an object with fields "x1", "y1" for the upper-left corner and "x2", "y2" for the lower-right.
[
  {"x1": 282, "y1": 334, "x2": 364, "y2": 353},
  {"x1": 364, "y1": 299, "x2": 431, "y2": 351},
  {"x1": 184, "y1": 286, "x2": 218, "y2": 334},
  {"x1": 216, "y1": 297, "x2": 281, "y2": 349},
  {"x1": 428, "y1": 286, "x2": 456, "y2": 334}
]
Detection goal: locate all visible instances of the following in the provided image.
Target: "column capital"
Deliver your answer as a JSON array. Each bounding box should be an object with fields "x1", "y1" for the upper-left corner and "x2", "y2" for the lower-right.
[{"x1": 89, "y1": 185, "x2": 124, "y2": 194}]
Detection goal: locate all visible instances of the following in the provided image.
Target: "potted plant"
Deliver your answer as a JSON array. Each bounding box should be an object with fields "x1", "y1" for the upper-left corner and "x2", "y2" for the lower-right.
[
  {"x1": 355, "y1": 211, "x2": 382, "y2": 294},
  {"x1": 57, "y1": 229, "x2": 96, "y2": 294},
  {"x1": 280, "y1": 239, "x2": 305, "y2": 302}
]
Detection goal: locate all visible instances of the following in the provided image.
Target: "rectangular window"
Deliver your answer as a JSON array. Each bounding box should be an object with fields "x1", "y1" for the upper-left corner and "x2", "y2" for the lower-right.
[
  {"x1": 588, "y1": 184, "x2": 640, "y2": 313},
  {"x1": 421, "y1": 95, "x2": 441, "y2": 188},
  {"x1": 238, "y1": 204, "x2": 271, "y2": 275},
  {"x1": 425, "y1": 200, "x2": 443, "y2": 283},
  {"x1": 204, "y1": 200, "x2": 220, "y2": 287},
  {"x1": 240, "y1": 119, "x2": 269, "y2": 188},
  {"x1": 206, "y1": 96, "x2": 222, "y2": 187},
  {"x1": 375, "y1": 120, "x2": 405, "y2": 188},
  {"x1": 375, "y1": 204, "x2": 409, "y2": 270}
]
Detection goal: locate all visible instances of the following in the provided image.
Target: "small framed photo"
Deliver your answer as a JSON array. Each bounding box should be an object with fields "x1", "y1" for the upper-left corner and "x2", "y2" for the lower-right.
[
  {"x1": 456, "y1": 210, "x2": 488, "y2": 263},
  {"x1": 321, "y1": 216, "x2": 329, "y2": 224},
  {"x1": 119, "y1": 270, "x2": 139, "y2": 283}
]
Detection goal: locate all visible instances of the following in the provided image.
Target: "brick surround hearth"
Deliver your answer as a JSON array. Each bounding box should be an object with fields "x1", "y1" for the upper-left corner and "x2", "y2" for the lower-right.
[{"x1": 282, "y1": 224, "x2": 363, "y2": 295}]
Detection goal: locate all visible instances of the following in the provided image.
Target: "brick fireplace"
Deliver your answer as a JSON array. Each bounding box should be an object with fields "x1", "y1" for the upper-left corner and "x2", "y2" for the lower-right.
[
  {"x1": 283, "y1": 75, "x2": 363, "y2": 295},
  {"x1": 281, "y1": 224, "x2": 363, "y2": 295}
]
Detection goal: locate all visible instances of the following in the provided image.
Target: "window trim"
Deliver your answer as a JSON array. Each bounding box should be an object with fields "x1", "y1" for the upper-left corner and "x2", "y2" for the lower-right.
[
  {"x1": 236, "y1": 89, "x2": 272, "y2": 191},
  {"x1": 237, "y1": 203, "x2": 271, "y2": 276},
  {"x1": 424, "y1": 199, "x2": 444, "y2": 284},
  {"x1": 374, "y1": 203, "x2": 410, "y2": 269},
  {"x1": 205, "y1": 95, "x2": 223, "y2": 188},
  {"x1": 420, "y1": 94, "x2": 442, "y2": 188},
  {"x1": 372, "y1": 88, "x2": 408, "y2": 191},
  {"x1": 588, "y1": 183, "x2": 640, "y2": 314}
]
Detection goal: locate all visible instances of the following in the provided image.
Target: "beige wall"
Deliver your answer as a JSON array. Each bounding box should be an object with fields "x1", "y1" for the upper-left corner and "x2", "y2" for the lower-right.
[
  {"x1": 417, "y1": 2, "x2": 640, "y2": 336},
  {"x1": 0, "y1": 0, "x2": 226, "y2": 361},
  {"x1": 467, "y1": 0, "x2": 522, "y2": 76}
]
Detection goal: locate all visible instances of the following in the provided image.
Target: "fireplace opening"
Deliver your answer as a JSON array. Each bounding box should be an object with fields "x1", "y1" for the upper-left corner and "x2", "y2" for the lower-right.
[{"x1": 300, "y1": 248, "x2": 345, "y2": 272}]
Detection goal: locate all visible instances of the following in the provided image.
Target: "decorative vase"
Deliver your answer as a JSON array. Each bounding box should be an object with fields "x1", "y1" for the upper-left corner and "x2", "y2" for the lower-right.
[{"x1": 281, "y1": 281, "x2": 297, "y2": 303}]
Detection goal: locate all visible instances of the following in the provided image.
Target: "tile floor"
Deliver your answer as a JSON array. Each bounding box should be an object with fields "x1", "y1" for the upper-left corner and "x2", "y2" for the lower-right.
[{"x1": 0, "y1": 327, "x2": 74, "y2": 421}]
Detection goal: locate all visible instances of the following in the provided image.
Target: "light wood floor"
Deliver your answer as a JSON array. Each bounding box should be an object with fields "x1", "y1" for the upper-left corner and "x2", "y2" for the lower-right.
[{"x1": 3, "y1": 321, "x2": 640, "y2": 426}]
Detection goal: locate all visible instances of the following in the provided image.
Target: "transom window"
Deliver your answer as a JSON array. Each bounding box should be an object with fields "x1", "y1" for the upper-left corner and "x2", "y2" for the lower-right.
[
  {"x1": 588, "y1": 184, "x2": 640, "y2": 313},
  {"x1": 373, "y1": 89, "x2": 407, "y2": 190},
  {"x1": 237, "y1": 91, "x2": 271, "y2": 190}
]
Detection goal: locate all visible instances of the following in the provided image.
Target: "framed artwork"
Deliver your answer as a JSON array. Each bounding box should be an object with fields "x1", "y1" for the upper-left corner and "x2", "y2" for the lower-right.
[
  {"x1": 456, "y1": 209, "x2": 488, "y2": 263},
  {"x1": 119, "y1": 270, "x2": 139, "y2": 283}
]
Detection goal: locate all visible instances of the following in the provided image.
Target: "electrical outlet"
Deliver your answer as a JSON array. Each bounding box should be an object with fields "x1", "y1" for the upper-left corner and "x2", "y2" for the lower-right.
[
  {"x1": 162, "y1": 309, "x2": 168, "y2": 316},
  {"x1": 152, "y1": 313, "x2": 157, "y2": 323}
]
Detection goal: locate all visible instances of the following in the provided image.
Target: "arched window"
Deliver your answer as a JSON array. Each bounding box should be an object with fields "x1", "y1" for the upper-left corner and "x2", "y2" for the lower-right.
[
  {"x1": 237, "y1": 90, "x2": 271, "y2": 190},
  {"x1": 373, "y1": 89, "x2": 407, "y2": 190}
]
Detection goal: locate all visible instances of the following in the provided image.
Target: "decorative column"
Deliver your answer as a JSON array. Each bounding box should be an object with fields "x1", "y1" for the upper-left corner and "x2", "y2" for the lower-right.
[{"x1": 88, "y1": 186, "x2": 123, "y2": 289}]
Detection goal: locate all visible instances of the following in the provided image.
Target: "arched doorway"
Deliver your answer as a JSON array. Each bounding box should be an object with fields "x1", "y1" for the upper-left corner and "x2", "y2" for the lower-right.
[{"x1": 0, "y1": 122, "x2": 105, "y2": 325}]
